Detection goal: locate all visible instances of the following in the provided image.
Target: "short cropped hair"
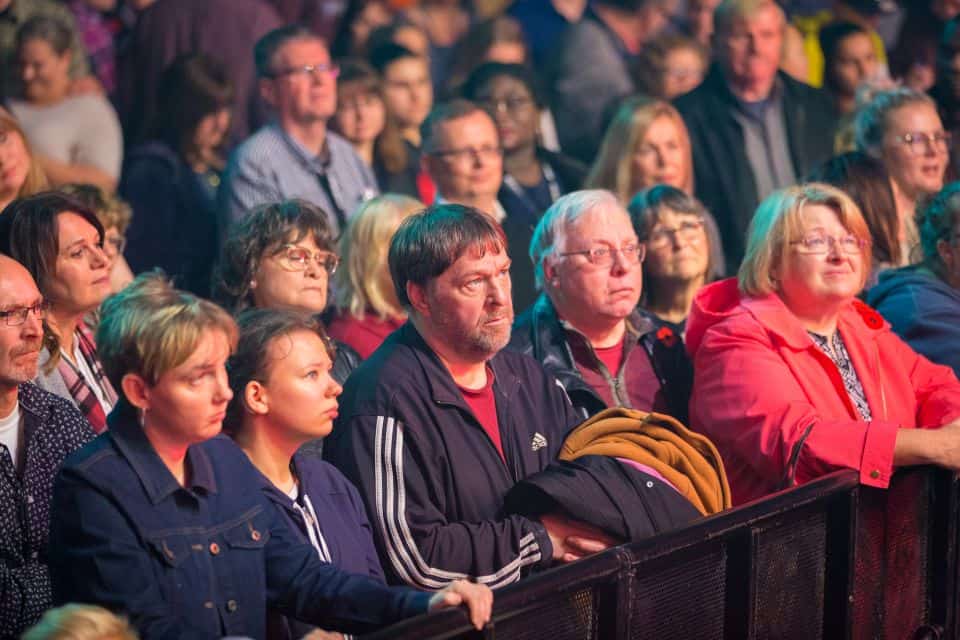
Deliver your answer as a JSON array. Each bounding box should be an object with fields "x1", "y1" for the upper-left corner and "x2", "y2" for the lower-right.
[
  {"x1": 854, "y1": 87, "x2": 937, "y2": 155},
  {"x1": 529, "y1": 190, "x2": 623, "y2": 290},
  {"x1": 254, "y1": 25, "x2": 320, "y2": 77},
  {"x1": 224, "y1": 308, "x2": 333, "y2": 435},
  {"x1": 738, "y1": 183, "x2": 872, "y2": 297},
  {"x1": 22, "y1": 604, "x2": 138, "y2": 640},
  {"x1": 334, "y1": 194, "x2": 423, "y2": 319},
  {"x1": 713, "y1": 0, "x2": 785, "y2": 36},
  {"x1": 97, "y1": 272, "x2": 237, "y2": 394},
  {"x1": 16, "y1": 15, "x2": 72, "y2": 56},
  {"x1": 389, "y1": 204, "x2": 506, "y2": 309},
  {"x1": 918, "y1": 182, "x2": 960, "y2": 267},
  {"x1": 59, "y1": 183, "x2": 133, "y2": 235},
  {"x1": 420, "y1": 99, "x2": 486, "y2": 155},
  {"x1": 214, "y1": 199, "x2": 335, "y2": 313}
]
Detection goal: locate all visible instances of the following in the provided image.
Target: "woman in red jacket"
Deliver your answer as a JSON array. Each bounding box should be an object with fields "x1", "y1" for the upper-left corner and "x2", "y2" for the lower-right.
[{"x1": 687, "y1": 182, "x2": 960, "y2": 506}]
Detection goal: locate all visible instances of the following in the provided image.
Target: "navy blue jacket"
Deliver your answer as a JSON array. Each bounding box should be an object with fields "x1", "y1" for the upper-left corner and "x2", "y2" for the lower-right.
[
  {"x1": 48, "y1": 401, "x2": 431, "y2": 640},
  {"x1": 324, "y1": 322, "x2": 582, "y2": 590}
]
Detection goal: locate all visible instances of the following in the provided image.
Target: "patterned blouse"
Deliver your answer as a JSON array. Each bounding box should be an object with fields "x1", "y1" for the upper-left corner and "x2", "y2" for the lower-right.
[{"x1": 808, "y1": 331, "x2": 872, "y2": 421}]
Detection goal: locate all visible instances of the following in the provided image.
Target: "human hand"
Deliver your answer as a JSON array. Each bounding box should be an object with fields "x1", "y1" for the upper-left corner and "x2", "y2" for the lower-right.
[
  {"x1": 300, "y1": 630, "x2": 343, "y2": 640},
  {"x1": 539, "y1": 512, "x2": 620, "y2": 564},
  {"x1": 428, "y1": 579, "x2": 493, "y2": 630}
]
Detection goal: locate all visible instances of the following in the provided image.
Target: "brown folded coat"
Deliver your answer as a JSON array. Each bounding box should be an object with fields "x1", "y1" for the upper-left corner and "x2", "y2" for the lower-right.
[{"x1": 560, "y1": 407, "x2": 732, "y2": 515}]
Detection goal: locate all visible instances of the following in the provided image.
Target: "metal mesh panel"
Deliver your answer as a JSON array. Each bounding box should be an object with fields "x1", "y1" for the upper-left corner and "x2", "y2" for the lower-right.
[
  {"x1": 850, "y1": 488, "x2": 886, "y2": 640},
  {"x1": 882, "y1": 472, "x2": 930, "y2": 639},
  {"x1": 630, "y1": 545, "x2": 726, "y2": 640},
  {"x1": 491, "y1": 586, "x2": 597, "y2": 640},
  {"x1": 752, "y1": 509, "x2": 828, "y2": 639}
]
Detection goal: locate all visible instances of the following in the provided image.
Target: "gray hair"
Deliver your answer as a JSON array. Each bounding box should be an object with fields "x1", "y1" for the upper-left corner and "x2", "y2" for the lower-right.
[
  {"x1": 529, "y1": 190, "x2": 625, "y2": 290},
  {"x1": 854, "y1": 87, "x2": 937, "y2": 155}
]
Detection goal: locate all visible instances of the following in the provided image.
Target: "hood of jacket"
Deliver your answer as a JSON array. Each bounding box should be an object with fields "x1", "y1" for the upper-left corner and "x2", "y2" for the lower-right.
[{"x1": 866, "y1": 265, "x2": 960, "y2": 309}]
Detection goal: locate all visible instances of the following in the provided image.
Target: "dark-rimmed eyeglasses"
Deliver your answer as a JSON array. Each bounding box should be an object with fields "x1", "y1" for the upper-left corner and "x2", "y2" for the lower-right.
[
  {"x1": 0, "y1": 301, "x2": 49, "y2": 326},
  {"x1": 431, "y1": 145, "x2": 503, "y2": 163},
  {"x1": 645, "y1": 217, "x2": 705, "y2": 249},
  {"x1": 559, "y1": 243, "x2": 646, "y2": 266},
  {"x1": 273, "y1": 244, "x2": 340, "y2": 274}
]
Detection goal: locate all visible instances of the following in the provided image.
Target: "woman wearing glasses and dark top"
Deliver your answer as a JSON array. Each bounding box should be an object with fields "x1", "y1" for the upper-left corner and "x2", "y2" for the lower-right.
[
  {"x1": 48, "y1": 274, "x2": 493, "y2": 639},
  {"x1": 855, "y1": 88, "x2": 950, "y2": 259},
  {"x1": 214, "y1": 200, "x2": 361, "y2": 386},
  {"x1": 686, "y1": 183, "x2": 960, "y2": 506},
  {"x1": 0, "y1": 192, "x2": 117, "y2": 433},
  {"x1": 462, "y1": 62, "x2": 586, "y2": 227},
  {"x1": 628, "y1": 185, "x2": 725, "y2": 335}
]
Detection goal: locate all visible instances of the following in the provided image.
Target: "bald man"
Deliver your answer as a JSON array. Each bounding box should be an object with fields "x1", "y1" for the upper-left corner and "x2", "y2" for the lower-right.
[{"x1": 0, "y1": 255, "x2": 94, "y2": 635}]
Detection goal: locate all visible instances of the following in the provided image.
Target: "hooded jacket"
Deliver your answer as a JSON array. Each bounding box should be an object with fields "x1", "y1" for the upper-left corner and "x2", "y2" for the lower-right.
[
  {"x1": 866, "y1": 265, "x2": 960, "y2": 378},
  {"x1": 686, "y1": 278, "x2": 960, "y2": 506}
]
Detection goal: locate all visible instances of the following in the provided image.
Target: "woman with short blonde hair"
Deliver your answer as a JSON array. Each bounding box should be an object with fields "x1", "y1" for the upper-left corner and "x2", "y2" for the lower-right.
[
  {"x1": 22, "y1": 604, "x2": 138, "y2": 640},
  {"x1": 328, "y1": 194, "x2": 423, "y2": 358},
  {"x1": 585, "y1": 96, "x2": 694, "y2": 204},
  {"x1": 0, "y1": 107, "x2": 48, "y2": 210}
]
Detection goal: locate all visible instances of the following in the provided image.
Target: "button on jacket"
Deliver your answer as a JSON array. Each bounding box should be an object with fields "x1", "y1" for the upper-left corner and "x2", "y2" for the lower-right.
[
  {"x1": 48, "y1": 400, "x2": 431, "y2": 640},
  {"x1": 324, "y1": 322, "x2": 582, "y2": 590},
  {"x1": 0, "y1": 383, "x2": 94, "y2": 639}
]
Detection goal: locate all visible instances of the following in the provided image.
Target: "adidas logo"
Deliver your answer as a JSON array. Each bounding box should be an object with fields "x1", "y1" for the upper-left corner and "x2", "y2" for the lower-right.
[{"x1": 531, "y1": 432, "x2": 547, "y2": 452}]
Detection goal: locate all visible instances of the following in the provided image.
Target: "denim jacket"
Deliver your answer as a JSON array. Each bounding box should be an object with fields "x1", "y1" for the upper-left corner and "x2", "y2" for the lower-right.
[{"x1": 48, "y1": 400, "x2": 431, "y2": 640}]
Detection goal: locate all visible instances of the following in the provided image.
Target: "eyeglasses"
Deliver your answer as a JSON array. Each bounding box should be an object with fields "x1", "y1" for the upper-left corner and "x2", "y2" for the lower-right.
[
  {"x1": 432, "y1": 144, "x2": 503, "y2": 163},
  {"x1": 646, "y1": 218, "x2": 705, "y2": 249},
  {"x1": 268, "y1": 62, "x2": 340, "y2": 80},
  {"x1": 479, "y1": 95, "x2": 534, "y2": 115},
  {"x1": 891, "y1": 131, "x2": 952, "y2": 156},
  {"x1": 0, "y1": 301, "x2": 49, "y2": 326},
  {"x1": 105, "y1": 235, "x2": 126, "y2": 255},
  {"x1": 790, "y1": 233, "x2": 870, "y2": 255},
  {"x1": 273, "y1": 244, "x2": 340, "y2": 274},
  {"x1": 559, "y1": 243, "x2": 646, "y2": 266}
]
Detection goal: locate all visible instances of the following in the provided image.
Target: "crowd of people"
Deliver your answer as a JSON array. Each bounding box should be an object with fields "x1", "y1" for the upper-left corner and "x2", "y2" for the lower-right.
[{"x1": 4, "y1": 0, "x2": 960, "y2": 638}]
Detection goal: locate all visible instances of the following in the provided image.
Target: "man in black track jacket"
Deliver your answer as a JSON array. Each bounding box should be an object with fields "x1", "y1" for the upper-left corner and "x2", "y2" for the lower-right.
[{"x1": 324, "y1": 204, "x2": 613, "y2": 590}]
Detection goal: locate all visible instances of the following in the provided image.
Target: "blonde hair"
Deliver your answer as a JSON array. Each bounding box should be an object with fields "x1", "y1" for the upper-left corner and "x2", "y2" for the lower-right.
[
  {"x1": 59, "y1": 183, "x2": 133, "y2": 234},
  {"x1": 738, "y1": 182, "x2": 873, "y2": 297},
  {"x1": 97, "y1": 272, "x2": 238, "y2": 394},
  {"x1": 21, "y1": 604, "x2": 138, "y2": 640},
  {"x1": 0, "y1": 107, "x2": 47, "y2": 200},
  {"x1": 585, "y1": 96, "x2": 693, "y2": 203},
  {"x1": 334, "y1": 194, "x2": 423, "y2": 319}
]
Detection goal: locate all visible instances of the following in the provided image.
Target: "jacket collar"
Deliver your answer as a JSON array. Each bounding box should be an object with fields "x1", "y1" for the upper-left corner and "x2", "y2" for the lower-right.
[
  {"x1": 107, "y1": 399, "x2": 218, "y2": 504},
  {"x1": 741, "y1": 292, "x2": 883, "y2": 350},
  {"x1": 530, "y1": 294, "x2": 654, "y2": 353}
]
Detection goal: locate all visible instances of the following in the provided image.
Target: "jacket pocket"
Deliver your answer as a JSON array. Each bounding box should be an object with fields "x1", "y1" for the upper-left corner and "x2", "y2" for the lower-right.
[{"x1": 222, "y1": 517, "x2": 271, "y2": 550}]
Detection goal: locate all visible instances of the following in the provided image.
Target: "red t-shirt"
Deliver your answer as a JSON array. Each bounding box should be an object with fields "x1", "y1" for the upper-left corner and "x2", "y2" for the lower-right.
[
  {"x1": 458, "y1": 368, "x2": 504, "y2": 461},
  {"x1": 326, "y1": 311, "x2": 404, "y2": 359},
  {"x1": 593, "y1": 341, "x2": 625, "y2": 377}
]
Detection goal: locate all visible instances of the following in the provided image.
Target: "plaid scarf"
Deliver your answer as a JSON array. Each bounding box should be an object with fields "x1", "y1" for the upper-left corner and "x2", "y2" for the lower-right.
[{"x1": 57, "y1": 325, "x2": 118, "y2": 433}]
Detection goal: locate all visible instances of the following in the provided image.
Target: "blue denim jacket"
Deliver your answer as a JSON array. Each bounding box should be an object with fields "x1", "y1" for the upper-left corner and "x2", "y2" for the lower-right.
[{"x1": 48, "y1": 400, "x2": 431, "y2": 640}]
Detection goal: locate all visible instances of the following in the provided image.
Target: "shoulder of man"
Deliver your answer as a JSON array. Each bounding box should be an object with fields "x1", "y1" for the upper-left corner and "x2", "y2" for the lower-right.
[{"x1": 18, "y1": 381, "x2": 96, "y2": 444}]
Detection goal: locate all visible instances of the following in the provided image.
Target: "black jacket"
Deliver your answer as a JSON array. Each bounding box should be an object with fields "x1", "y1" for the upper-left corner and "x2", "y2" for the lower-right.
[
  {"x1": 508, "y1": 295, "x2": 693, "y2": 425},
  {"x1": 324, "y1": 322, "x2": 581, "y2": 589},
  {"x1": 1, "y1": 383, "x2": 95, "y2": 639},
  {"x1": 674, "y1": 66, "x2": 836, "y2": 272}
]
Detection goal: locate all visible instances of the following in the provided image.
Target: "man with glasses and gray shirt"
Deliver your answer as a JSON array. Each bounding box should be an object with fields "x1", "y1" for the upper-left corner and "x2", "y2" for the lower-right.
[{"x1": 220, "y1": 25, "x2": 378, "y2": 237}]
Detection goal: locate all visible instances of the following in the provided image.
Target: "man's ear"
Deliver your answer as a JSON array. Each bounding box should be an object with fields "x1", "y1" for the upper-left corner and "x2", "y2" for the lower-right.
[
  {"x1": 407, "y1": 280, "x2": 431, "y2": 317},
  {"x1": 243, "y1": 380, "x2": 270, "y2": 416},
  {"x1": 542, "y1": 256, "x2": 558, "y2": 287},
  {"x1": 121, "y1": 373, "x2": 150, "y2": 411}
]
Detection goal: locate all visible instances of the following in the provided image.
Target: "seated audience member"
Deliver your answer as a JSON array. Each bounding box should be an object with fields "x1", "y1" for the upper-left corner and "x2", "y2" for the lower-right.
[
  {"x1": 547, "y1": 0, "x2": 673, "y2": 162},
  {"x1": 687, "y1": 183, "x2": 960, "y2": 506},
  {"x1": 328, "y1": 194, "x2": 423, "y2": 358},
  {"x1": 59, "y1": 183, "x2": 134, "y2": 295},
  {"x1": 820, "y1": 22, "x2": 881, "y2": 118},
  {"x1": 867, "y1": 182, "x2": 960, "y2": 378},
  {"x1": 0, "y1": 192, "x2": 117, "y2": 432},
  {"x1": 444, "y1": 16, "x2": 528, "y2": 97},
  {"x1": 586, "y1": 96, "x2": 694, "y2": 204},
  {"x1": 807, "y1": 151, "x2": 906, "y2": 285},
  {"x1": 21, "y1": 604, "x2": 138, "y2": 640},
  {"x1": 324, "y1": 204, "x2": 613, "y2": 589},
  {"x1": 933, "y1": 18, "x2": 960, "y2": 179},
  {"x1": 404, "y1": 0, "x2": 471, "y2": 90},
  {"x1": 220, "y1": 25, "x2": 378, "y2": 236},
  {"x1": 115, "y1": 0, "x2": 282, "y2": 149},
  {"x1": 214, "y1": 199, "x2": 360, "y2": 384},
  {"x1": 48, "y1": 274, "x2": 492, "y2": 639},
  {"x1": 0, "y1": 255, "x2": 95, "y2": 638},
  {"x1": 9, "y1": 16, "x2": 122, "y2": 191},
  {"x1": 0, "y1": 0, "x2": 93, "y2": 101},
  {"x1": 510, "y1": 190, "x2": 692, "y2": 423},
  {"x1": 366, "y1": 20, "x2": 431, "y2": 60},
  {"x1": 120, "y1": 53, "x2": 232, "y2": 296},
  {"x1": 889, "y1": 0, "x2": 959, "y2": 93},
  {"x1": 682, "y1": 0, "x2": 720, "y2": 45},
  {"x1": 421, "y1": 99, "x2": 541, "y2": 310},
  {"x1": 0, "y1": 107, "x2": 47, "y2": 211},
  {"x1": 633, "y1": 34, "x2": 709, "y2": 100},
  {"x1": 628, "y1": 185, "x2": 725, "y2": 333},
  {"x1": 856, "y1": 88, "x2": 950, "y2": 256},
  {"x1": 225, "y1": 309, "x2": 386, "y2": 639},
  {"x1": 462, "y1": 63, "x2": 586, "y2": 227},
  {"x1": 676, "y1": 0, "x2": 836, "y2": 274}
]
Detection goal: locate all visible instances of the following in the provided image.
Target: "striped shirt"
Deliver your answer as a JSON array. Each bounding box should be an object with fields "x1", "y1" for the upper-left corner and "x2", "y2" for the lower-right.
[{"x1": 218, "y1": 123, "x2": 378, "y2": 236}]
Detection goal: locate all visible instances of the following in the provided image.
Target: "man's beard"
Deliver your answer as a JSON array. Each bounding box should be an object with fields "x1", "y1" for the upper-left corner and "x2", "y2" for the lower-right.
[
  {"x1": 436, "y1": 309, "x2": 513, "y2": 361},
  {"x1": 2, "y1": 340, "x2": 41, "y2": 386}
]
